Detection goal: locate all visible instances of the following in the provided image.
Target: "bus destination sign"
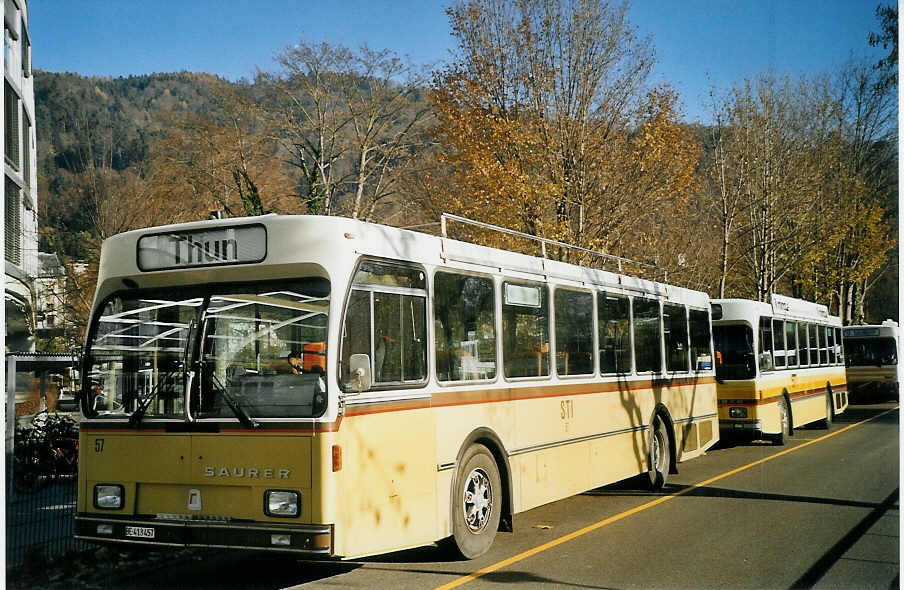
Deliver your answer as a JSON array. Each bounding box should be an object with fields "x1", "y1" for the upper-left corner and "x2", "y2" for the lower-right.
[
  {"x1": 844, "y1": 327, "x2": 880, "y2": 338},
  {"x1": 137, "y1": 225, "x2": 267, "y2": 271}
]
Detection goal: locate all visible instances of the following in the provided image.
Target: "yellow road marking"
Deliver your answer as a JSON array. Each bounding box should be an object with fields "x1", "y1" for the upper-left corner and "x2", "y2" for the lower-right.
[{"x1": 434, "y1": 406, "x2": 899, "y2": 590}]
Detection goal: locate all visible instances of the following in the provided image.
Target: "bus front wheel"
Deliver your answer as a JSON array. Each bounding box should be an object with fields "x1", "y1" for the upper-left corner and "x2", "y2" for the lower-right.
[
  {"x1": 450, "y1": 443, "x2": 501, "y2": 559},
  {"x1": 770, "y1": 397, "x2": 791, "y2": 446}
]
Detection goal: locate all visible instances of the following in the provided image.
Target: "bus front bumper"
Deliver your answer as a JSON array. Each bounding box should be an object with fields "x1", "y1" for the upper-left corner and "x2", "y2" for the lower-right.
[
  {"x1": 75, "y1": 515, "x2": 333, "y2": 556},
  {"x1": 719, "y1": 419, "x2": 762, "y2": 433}
]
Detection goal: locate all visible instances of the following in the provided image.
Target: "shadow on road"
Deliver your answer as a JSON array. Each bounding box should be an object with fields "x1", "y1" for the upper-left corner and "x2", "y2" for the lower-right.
[
  {"x1": 710, "y1": 402, "x2": 900, "y2": 451},
  {"x1": 103, "y1": 550, "x2": 359, "y2": 590},
  {"x1": 789, "y1": 488, "x2": 899, "y2": 590},
  {"x1": 832, "y1": 402, "x2": 899, "y2": 425},
  {"x1": 667, "y1": 483, "x2": 898, "y2": 511}
]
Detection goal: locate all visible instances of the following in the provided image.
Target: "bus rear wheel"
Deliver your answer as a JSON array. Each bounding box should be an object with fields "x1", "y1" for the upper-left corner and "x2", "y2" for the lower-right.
[
  {"x1": 648, "y1": 415, "x2": 670, "y2": 491},
  {"x1": 449, "y1": 444, "x2": 501, "y2": 559},
  {"x1": 770, "y1": 397, "x2": 791, "y2": 446}
]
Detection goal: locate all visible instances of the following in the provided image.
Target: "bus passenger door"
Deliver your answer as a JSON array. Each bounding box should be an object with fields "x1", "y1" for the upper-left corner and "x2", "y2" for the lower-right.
[
  {"x1": 336, "y1": 403, "x2": 437, "y2": 558},
  {"x1": 334, "y1": 266, "x2": 437, "y2": 557}
]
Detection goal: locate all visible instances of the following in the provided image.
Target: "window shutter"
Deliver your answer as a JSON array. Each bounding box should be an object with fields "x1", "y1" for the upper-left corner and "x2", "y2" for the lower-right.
[
  {"x1": 5, "y1": 176, "x2": 21, "y2": 265},
  {"x1": 4, "y1": 81, "x2": 19, "y2": 170}
]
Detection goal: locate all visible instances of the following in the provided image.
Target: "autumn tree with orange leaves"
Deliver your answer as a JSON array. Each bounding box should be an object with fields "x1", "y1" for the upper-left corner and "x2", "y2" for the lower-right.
[
  {"x1": 150, "y1": 78, "x2": 298, "y2": 219},
  {"x1": 702, "y1": 65, "x2": 896, "y2": 322},
  {"x1": 423, "y1": 0, "x2": 701, "y2": 280}
]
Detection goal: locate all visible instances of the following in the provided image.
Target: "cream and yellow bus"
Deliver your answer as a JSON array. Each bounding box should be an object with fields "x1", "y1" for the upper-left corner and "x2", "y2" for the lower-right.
[
  {"x1": 843, "y1": 321, "x2": 900, "y2": 399},
  {"x1": 75, "y1": 214, "x2": 718, "y2": 559},
  {"x1": 712, "y1": 295, "x2": 847, "y2": 444}
]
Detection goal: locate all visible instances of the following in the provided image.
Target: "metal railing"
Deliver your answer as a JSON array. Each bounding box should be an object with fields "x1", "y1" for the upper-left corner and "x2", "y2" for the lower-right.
[
  {"x1": 438, "y1": 213, "x2": 668, "y2": 282},
  {"x1": 5, "y1": 353, "x2": 86, "y2": 570},
  {"x1": 6, "y1": 412, "x2": 86, "y2": 569}
]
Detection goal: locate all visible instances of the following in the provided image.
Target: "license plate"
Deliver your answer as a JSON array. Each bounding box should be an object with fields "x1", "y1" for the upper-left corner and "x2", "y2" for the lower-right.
[{"x1": 125, "y1": 526, "x2": 155, "y2": 539}]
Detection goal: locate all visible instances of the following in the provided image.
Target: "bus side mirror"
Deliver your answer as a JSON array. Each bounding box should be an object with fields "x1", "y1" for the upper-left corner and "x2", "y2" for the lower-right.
[{"x1": 349, "y1": 354, "x2": 372, "y2": 394}]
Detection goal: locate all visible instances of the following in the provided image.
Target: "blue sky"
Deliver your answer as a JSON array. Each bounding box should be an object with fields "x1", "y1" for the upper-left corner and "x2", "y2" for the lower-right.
[{"x1": 30, "y1": 0, "x2": 888, "y2": 123}]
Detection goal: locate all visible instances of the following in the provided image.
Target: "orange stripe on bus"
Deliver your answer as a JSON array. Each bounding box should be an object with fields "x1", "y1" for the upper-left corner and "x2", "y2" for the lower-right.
[
  {"x1": 82, "y1": 376, "x2": 717, "y2": 431},
  {"x1": 718, "y1": 384, "x2": 847, "y2": 406}
]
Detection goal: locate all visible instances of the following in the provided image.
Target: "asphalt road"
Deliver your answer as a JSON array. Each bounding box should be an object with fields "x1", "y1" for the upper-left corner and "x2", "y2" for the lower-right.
[{"x1": 108, "y1": 401, "x2": 899, "y2": 590}]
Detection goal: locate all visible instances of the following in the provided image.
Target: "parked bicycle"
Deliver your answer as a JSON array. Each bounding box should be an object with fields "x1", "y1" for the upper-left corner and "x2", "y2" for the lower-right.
[{"x1": 13, "y1": 411, "x2": 79, "y2": 493}]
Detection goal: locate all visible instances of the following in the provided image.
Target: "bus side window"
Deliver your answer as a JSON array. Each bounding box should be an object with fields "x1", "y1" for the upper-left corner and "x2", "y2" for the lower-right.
[
  {"x1": 373, "y1": 293, "x2": 427, "y2": 383},
  {"x1": 758, "y1": 317, "x2": 774, "y2": 372},
  {"x1": 688, "y1": 309, "x2": 712, "y2": 372},
  {"x1": 772, "y1": 319, "x2": 786, "y2": 368},
  {"x1": 340, "y1": 290, "x2": 372, "y2": 389},
  {"x1": 808, "y1": 323, "x2": 819, "y2": 366},
  {"x1": 341, "y1": 260, "x2": 428, "y2": 390},
  {"x1": 554, "y1": 289, "x2": 594, "y2": 376},
  {"x1": 834, "y1": 327, "x2": 843, "y2": 364},
  {"x1": 827, "y1": 326, "x2": 836, "y2": 364},
  {"x1": 633, "y1": 298, "x2": 662, "y2": 373},
  {"x1": 502, "y1": 281, "x2": 549, "y2": 379},
  {"x1": 798, "y1": 323, "x2": 808, "y2": 366},
  {"x1": 434, "y1": 272, "x2": 496, "y2": 382},
  {"x1": 664, "y1": 303, "x2": 689, "y2": 372},
  {"x1": 784, "y1": 321, "x2": 798, "y2": 367},
  {"x1": 599, "y1": 293, "x2": 631, "y2": 374},
  {"x1": 818, "y1": 325, "x2": 829, "y2": 365}
]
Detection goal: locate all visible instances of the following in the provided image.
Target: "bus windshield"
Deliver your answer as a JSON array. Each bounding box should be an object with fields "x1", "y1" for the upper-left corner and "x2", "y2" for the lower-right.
[
  {"x1": 197, "y1": 282, "x2": 330, "y2": 419},
  {"x1": 86, "y1": 294, "x2": 200, "y2": 419},
  {"x1": 84, "y1": 278, "x2": 330, "y2": 421},
  {"x1": 713, "y1": 324, "x2": 756, "y2": 380},
  {"x1": 844, "y1": 337, "x2": 898, "y2": 367}
]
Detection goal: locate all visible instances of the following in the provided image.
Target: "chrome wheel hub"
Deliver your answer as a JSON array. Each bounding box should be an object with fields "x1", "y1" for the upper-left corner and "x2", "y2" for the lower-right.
[
  {"x1": 463, "y1": 467, "x2": 492, "y2": 532},
  {"x1": 651, "y1": 429, "x2": 663, "y2": 471}
]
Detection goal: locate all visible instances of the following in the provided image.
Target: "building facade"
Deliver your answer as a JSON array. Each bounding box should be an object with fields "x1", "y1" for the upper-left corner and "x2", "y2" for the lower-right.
[
  {"x1": 35, "y1": 252, "x2": 63, "y2": 337},
  {"x1": 4, "y1": 0, "x2": 38, "y2": 352}
]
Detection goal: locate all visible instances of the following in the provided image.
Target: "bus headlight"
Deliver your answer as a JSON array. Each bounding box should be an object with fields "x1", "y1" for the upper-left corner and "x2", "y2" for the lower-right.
[
  {"x1": 728, "y1": 407, "x2": 748, "y2": 419},
  {"x1": 265, "y1": 490, "x2": 299, "y2": 517},
  {"x1": 94, "y1": 484, "x2": 124, "y2": 509}
]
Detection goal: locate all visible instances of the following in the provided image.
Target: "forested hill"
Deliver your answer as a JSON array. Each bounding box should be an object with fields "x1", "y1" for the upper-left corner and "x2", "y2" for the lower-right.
[
  {"x1": 34, "y1": 70, "x2": 226, "y2": 258},
  {"x1": 35, "y1": 71, "x2": 220, "y2": 169}
]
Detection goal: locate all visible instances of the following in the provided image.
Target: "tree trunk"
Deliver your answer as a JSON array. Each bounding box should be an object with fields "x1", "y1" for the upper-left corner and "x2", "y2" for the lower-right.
[
  {"x1": 854, "y1": 279, "x2": 868, "y2": 324},
  {"x1": 837, "y1": 280, "x2": 847, "y2": 325},
  {"x1": 352, "y1": 148, "x2": 368, "y2": 220}
]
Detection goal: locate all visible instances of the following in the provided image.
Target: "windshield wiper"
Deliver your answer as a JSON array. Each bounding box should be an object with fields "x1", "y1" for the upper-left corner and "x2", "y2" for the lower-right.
[
  {"x1": 129, "y1": 371, "x2": 178, "y2": 427},
  {"x1": 209, "y1": 372, "x2": 260, "y2": 429}
]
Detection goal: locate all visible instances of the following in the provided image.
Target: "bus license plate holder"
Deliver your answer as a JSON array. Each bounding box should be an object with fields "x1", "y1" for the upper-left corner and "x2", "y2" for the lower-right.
[{"x1": 125, "y1": 526, "x2": 155, "y2": 539}]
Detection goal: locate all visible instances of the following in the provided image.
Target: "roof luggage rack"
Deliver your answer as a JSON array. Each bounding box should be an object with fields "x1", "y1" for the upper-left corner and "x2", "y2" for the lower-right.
[{"x1": 437, "y1": 213, "x2": 668, "y2": 282}]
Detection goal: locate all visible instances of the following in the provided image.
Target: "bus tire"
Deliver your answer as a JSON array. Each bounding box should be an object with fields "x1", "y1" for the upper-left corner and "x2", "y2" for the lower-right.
[
  {"x1": 817, "y1": 390, "x2": 833, "y2": 429},
  {"x1": 648, "y1": 414, "x2": 671, "y2": 491},
  {"x1": 450, "y1": 443, "x2": 501, "y2": 559},
  {"x1": 770, "y1": 396, "x2": 791, "y2": 446}
]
